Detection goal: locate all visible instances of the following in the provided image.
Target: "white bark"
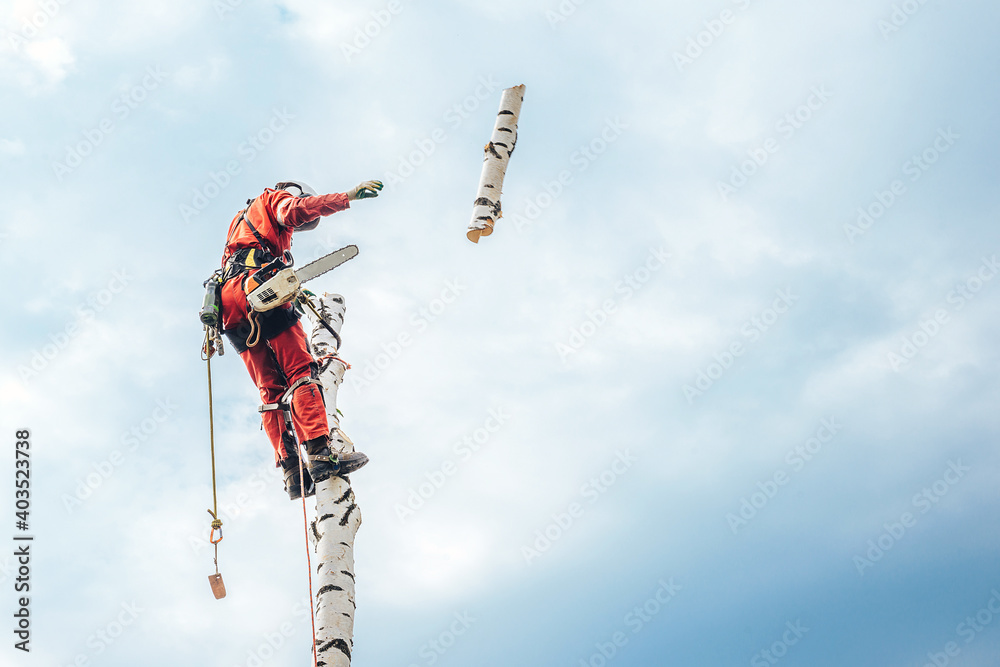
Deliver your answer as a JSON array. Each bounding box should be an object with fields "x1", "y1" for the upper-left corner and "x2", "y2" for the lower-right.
[
  {"x1": 467, "y1": 84, "x2": 526, "y2": 243},
  {"x1": 307, "y1": 293, "x2": 361, "y2": 667}
]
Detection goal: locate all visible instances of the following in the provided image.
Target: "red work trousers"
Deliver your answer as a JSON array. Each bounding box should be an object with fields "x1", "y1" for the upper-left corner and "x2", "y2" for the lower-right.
[{"x1": 237, "y1": 322, "x2": 329, "y2": 461}]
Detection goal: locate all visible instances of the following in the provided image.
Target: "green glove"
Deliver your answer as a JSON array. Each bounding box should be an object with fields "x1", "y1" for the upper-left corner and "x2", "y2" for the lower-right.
[{"x1": 347, "y1": 180, "x2": 383, "y2": 201}]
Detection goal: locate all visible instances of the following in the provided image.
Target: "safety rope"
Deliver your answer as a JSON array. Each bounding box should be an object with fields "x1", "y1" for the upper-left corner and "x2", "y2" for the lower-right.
[
  {"x1": 316, "y1": 353, "x2": 351, "y2": 370},
  {"x1": 299, "y1": 294, "x2": 342, "y2": 349},
  {"x1": 298, "y1": 444, "x2": 319, "y2": 667},
  {"x1": 204, "y1": 330, "x2": 224, "y2": 575},
  {"x1": 246, "y1": 310, "x2": 262, "y2": 348}
]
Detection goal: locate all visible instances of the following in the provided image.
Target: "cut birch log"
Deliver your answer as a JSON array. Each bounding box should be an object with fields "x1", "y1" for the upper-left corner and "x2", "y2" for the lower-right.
[
  {"x1": 307, "y1": 292, "x2": 361, "y2": 667},
  {"x1": 467, "y1": 84, "x2": 526, "y2": 243}
]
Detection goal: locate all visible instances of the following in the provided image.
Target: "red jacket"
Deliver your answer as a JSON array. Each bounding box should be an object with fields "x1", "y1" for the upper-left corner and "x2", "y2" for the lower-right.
[{"x1": 222, "y1": 188, "x2": 350, "y2": 263}]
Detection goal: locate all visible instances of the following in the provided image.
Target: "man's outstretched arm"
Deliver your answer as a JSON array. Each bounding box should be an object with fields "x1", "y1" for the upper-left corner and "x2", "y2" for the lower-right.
[{"x1": 275, "y1": 180, "x2": 383, "y2": 229}]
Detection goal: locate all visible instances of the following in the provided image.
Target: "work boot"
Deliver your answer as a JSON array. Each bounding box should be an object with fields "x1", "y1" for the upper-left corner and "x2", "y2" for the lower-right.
[
  {"x1": 280, "y1": 447, "x2": 316, "y2": 501},
  {"x1": 304, "y1": 435, "x2": 369, "y2": 483}
]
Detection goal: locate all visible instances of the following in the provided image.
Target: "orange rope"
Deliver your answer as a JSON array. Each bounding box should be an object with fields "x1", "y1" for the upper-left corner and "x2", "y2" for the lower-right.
[
  {"x1": 298, "y1": 447, "x2": 319, "y2": 667},
  {"x1": 317, "y1": 353, "x2": 351, "y2": 370}
]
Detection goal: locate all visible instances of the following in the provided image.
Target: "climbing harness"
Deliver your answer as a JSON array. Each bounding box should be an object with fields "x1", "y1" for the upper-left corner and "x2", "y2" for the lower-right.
[
  {"x1": 203, "y1": 323, "x2": 227, "y2": 599},
  {"x1": 225, "y1": 198, "x2": 280, "y2": 260},
  {"x1": 280, "y1": 375, "x2": 324, "y2": 406}
]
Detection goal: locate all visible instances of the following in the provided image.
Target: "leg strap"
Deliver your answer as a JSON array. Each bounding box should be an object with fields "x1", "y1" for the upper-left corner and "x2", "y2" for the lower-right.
[{"x1": 280, "y1": 375, "x2": 323, "y2": 407}]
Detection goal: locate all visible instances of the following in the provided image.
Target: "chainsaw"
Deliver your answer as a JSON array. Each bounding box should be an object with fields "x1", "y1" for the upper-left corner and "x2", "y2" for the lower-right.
[{"x1": 245, "y1": 245, "x2": 358, "y2": 313}]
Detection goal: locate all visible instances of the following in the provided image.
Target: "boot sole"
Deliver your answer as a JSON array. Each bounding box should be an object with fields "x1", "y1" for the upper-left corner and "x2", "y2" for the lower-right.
[{"x1": 310, "y1": 453, "x2": 370, "y2": 482}]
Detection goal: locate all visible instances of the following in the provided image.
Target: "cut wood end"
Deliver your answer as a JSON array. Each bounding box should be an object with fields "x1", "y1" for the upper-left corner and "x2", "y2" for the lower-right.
[
  {"x1": 208, "y1": 573, "x2": 226, "y2": 599},
  {"x1": 467, "y1": 229, "x2": 482, "y2": 243}
]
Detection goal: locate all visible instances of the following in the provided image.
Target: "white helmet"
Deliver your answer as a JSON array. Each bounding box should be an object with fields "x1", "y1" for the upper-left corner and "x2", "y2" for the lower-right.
[{"x1": 275, "y1": 180, "x2": 317, "y2": 198}]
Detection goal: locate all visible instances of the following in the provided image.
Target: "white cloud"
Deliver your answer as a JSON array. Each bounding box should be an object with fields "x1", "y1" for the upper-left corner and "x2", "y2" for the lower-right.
[
  {"x1": 173, "y1": 56, "x2": 230, "y2": 88},
  {"x1": 0, "y1": 137, "x2": 25, "y2": 156},
  {"x1": 0, "y1": 35, "x2": 74, "y2": 93},
  {"x1": 23, "y1": 36, "x2": 74, "y2": 82}
]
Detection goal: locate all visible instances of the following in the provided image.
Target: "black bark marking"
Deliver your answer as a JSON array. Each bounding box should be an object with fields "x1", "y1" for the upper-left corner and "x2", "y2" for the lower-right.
[
  {"x1": 339, "y1": 503, "x2": 357, "y2": 526},
  {"x1": 340, "y1": 570, "x2": 355, "y2": 581},
  {"x1": 474, "y1": 197, "x2": 495, "y2": 207},
  {"x1": 318, "y1": 513, "x2": 337, "y2": 524},
  {"x1": 498, "y1": 127, "x2": 513, "y2": 133},
  {"x1": 486, "y1": 142, "x2": 503, "y2": 159},
  {"x1": 319, "y1": 638, "x2": 352, "y2": 660},
  {"x1": 498, "y1": 110, "x2": 514, "y2": 115},
  {"x1": 318, "y1": 584, "x2": 344, "y2": 596}
]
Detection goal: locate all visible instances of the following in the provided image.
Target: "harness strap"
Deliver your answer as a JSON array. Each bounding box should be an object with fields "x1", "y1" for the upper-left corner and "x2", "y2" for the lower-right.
[
  {"x1": 260, "y1": 376, "x2": 322, "y2": 417},
  {"x1": 281, "y1": 376, "x2": 323, "y2": 407},
  {"x1": 239, "y1": 209, "x2": 278, "y2": 258},
  {"x1": 223, "y1": 247, "x2": 274, "y2": 284},
  {"x1": 223, "y1": 197, "x2": 280, "y2": 277}
]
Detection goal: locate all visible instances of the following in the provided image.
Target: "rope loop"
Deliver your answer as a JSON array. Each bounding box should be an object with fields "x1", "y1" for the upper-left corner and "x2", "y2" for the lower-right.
[{"x1": 208, "y1": 509, "x2": 224, "y2": 544}]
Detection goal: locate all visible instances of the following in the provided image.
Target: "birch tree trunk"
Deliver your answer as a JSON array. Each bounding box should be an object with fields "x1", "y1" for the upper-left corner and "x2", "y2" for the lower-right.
[
  {"x1": 467, "y1": 84, "x2": 526, "y2": 243},
  {"x1": 307, "y1": 293, "x2": 361, "y2": 667}
]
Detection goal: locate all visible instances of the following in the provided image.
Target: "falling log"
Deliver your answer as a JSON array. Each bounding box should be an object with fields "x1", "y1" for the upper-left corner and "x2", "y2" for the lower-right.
[
  {"x1": 467, "y1": 84, "x2": 526, "y2": 243},
  {"x1": 306, "y1": 292, "x2": 361, "y2": 667}
]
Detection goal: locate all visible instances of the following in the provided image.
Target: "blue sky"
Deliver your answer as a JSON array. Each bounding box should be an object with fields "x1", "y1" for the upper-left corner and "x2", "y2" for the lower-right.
[{"x1": 2, "y1": 0, "x2": 999, "y2": 665}]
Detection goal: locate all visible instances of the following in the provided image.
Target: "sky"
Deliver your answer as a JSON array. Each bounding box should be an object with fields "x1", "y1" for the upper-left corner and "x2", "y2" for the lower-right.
[{"x1": 2, "y1": 0, "x2": 999, "y2": 666}]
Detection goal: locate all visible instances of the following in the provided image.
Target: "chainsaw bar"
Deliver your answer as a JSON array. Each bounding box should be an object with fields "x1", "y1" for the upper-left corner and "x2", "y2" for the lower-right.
[{"x1": 296, "y1": 245, "x2": 359, "y2": 284}]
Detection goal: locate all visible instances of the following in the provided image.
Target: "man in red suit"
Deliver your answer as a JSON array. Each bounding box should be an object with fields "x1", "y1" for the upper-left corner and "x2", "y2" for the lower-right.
[{"x1": 220, "y1": 179, "x2": 381, "y2": 499}]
